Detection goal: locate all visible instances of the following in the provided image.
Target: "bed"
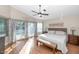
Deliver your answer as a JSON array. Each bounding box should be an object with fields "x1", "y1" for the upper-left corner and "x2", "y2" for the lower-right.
[{"x1": 37, "y1": 28, "x2": 68, "y2": 54}]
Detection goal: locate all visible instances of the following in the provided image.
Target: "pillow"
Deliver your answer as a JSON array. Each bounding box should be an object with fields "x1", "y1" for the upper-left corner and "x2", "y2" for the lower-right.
[
  {"x1": 48, "y1": 31, "x2": 55, "y2": 34},
  {"x1": 55, "y1": 31, "x2": 66, "y2": 35}
]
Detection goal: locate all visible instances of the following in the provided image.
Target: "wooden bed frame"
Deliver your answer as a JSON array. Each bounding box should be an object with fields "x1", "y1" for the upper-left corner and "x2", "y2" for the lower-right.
[{"x1": 37, "y1": 28, "x2": 67, "y2": 54}]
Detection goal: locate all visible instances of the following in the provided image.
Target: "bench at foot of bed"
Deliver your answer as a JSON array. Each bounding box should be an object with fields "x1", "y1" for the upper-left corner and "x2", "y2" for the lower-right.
[{"x1": 37, "y1": 39, "x2": 58, "y2": 54}]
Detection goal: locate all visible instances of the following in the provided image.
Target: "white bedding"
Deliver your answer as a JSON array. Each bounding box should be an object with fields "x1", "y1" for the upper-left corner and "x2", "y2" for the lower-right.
[{"x1": 39, "y1": 33, "x2": 68, "y2": 54}]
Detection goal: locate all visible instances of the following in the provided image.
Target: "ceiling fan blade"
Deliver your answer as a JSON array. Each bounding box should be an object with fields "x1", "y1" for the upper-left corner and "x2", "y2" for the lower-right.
[
  {"x1": 32, "y1": 10, "x2": 38, "y2": 13},
  {"x1": 41, "y1": 13, "x2": 49, "y2": 15}
]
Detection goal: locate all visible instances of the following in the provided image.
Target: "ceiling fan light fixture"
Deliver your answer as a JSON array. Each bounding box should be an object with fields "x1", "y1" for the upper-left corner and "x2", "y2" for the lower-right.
[
  {"x1": 39, "y1": 5, "x2": 41, "y2": 7},
  {"x1": 43, "y1": 9, "x2": 46, "y2": 12},
  {"x1": 32, "y1": 5, "x2": 49, "y2": 17}
]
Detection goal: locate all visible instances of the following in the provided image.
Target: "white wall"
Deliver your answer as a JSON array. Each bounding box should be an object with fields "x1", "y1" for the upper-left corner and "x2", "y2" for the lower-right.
[
  {"x1": 10, "y1": 7, "x2": 28, "y2": 20},
  {"x1": 0, "y1": 5, "x2": 10, "y2": 18},
  {"x1": 43, "y1": 16, "x2": 79, "y2": 36}
]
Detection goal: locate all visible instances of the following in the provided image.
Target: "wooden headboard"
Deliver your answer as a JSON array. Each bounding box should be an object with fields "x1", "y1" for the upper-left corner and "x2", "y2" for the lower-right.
[{"x1": 48, "y1": 28, "x2": 67, "y2": 34}]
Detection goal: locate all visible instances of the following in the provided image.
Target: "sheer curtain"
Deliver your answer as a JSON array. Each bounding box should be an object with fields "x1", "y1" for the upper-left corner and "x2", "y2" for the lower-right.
[{"x1": 37, "y1": 22, "x2": 43, "y2": 34}]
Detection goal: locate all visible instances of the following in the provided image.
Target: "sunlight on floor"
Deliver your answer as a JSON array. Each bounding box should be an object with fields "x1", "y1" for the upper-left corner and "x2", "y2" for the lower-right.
[
  {"x1": 19, "y1": 38, "x2": 34, "y2": 54},
  {"x1": 5, "y1": 44, "x2": 16, "y2": 54}
]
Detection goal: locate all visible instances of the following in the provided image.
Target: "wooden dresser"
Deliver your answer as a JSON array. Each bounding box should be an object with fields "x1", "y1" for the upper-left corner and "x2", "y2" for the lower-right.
[{"x1": 68, "y1": 34, "x2": 79, "y2": 45}]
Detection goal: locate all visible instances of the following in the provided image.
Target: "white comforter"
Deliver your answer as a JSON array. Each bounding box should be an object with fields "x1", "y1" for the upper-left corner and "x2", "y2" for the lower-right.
[{"x1": 39, "y1": 33, "x2": 68, "y2": 54}]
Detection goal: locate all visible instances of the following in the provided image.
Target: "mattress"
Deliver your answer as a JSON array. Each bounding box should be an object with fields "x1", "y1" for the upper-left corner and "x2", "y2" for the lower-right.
[{"x1": 39, "y1": 33, "x2": 68, "y2": 54}]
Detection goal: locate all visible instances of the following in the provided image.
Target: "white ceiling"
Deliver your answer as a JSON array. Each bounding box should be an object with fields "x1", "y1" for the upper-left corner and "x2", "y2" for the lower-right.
[{"x1": 11, "y1": 5, "x2": 79, "y2": 20}]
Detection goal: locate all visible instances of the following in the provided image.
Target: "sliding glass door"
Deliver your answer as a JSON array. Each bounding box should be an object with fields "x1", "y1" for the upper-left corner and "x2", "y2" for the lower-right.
[
  {"x1": 28, "y1": 22, "x2": 35, "y2": 37},
  {"x1": 14, "y1": 21, "x2": 42, "y2": 40},
  {"x1": 15, "y1": 20, "x2": 25, "y2": 40}
]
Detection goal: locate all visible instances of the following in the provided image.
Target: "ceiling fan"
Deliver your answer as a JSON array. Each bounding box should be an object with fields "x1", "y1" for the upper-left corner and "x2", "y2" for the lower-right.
[{"x1": 32, "y1": 5, "x2": 49, "y2": 17}]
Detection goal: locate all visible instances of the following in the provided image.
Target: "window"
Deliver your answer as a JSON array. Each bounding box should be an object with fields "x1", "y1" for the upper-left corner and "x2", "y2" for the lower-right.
[
  {"x1": 28, "y1": 23, "x2": 35, "y2": 37},
  {"x1": 37, "y1": 22, "x2": 42, "y2": 34},
  {"x1": 0, "y1": 18, "x2": 7, "y2": 35},
  {"x1": 15, "y1": 21, "x2": 25, "y2": 40}
]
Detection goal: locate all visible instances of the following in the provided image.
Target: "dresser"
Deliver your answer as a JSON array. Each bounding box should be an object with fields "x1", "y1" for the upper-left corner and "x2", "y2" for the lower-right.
[{"x1": 68, "y1": 34, "x2": 79, "y2": 45}]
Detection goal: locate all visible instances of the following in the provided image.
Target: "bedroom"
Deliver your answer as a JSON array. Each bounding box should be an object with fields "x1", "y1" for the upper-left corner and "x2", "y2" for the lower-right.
[{"x1": 0, "y1": 5, "x2": 79, "y2": 54}]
